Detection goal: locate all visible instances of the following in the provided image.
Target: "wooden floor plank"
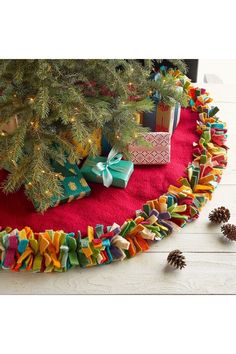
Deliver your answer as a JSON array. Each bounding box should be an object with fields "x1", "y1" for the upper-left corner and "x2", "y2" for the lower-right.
[
  {"x1": 1, "y1": 253, "x2": 236, "y2": 294},
  {"x1": 149, "y1": 232, "x2": 236, "y2": 253}
]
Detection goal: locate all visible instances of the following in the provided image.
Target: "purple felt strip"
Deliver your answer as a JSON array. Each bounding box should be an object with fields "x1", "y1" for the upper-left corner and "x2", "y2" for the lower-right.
[
  {"x1": 109, "y1": 245, "x2": 123, "y2": 259},
  {"x1": 149, "y1": 209, "x2": 159, "y2": 218},
  {"x1": 159, "y1": 212, "x2": 171, "y2": 220}
]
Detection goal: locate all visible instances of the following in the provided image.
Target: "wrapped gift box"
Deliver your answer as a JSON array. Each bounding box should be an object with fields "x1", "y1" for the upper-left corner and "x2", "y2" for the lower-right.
[
  {"x1": 74, "y1": 128, "x2": 102, "y2": 158},
  {"x1": 142, "y1": 102, "x2": 181, "y2": 134},
  {"x1": 127, "y1": 132, "x2": 171, "y2": 165},
  {"x1": 80, "y1": 151, "x2": 134, "y2": 188},
  {"x1": 32, "y1": 159, "x2": 91, "y2": 209},
  {"x1": 156, "y1": 102, "x2": 181, "y2": 134}
]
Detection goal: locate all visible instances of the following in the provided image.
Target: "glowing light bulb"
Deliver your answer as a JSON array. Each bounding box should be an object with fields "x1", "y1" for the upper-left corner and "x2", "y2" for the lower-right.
[
  {"x1": 1, "y1": 132, "x2": 5, "y2": 136},
  {"x1": 29, "y1": 97, "x2": 34, "y2": 103},
  {"x1": 42, "y1": 170, "x2": 45, "y2": 174},
  {"x1": 70, "y1": 117, "x2": 76, "y2": 123},
  {"x1": 88, "y1": 139, "x2": 92, "y2": 143}
]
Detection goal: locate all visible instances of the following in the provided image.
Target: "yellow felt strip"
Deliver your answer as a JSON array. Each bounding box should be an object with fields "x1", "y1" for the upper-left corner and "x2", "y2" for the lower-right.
[
  {"x1": 87, "y1": 226, "x2": 94, "y2": 242},
  {"x1": 17, "y1": 248, "x2": 33, "y2": 264},
  {"x1": 18, "y1": 229, "x2": 27, "y2": 240},
  {"x1": 44, "y1": 253, "x2": 52, "y2": 267},
  {"x1": 127, "y1": 224, "x2": 145, "y2": 237}
]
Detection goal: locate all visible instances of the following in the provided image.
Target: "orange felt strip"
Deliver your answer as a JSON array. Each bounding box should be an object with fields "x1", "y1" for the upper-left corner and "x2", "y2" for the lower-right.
[
  {"x1": 153, "y1": 199, "x2": 161, "y2": 211},
  {"x1": 26, "y1": 255, "x2": 34, "y2": 271},
  {"x1": 39, "y1": 236, "x2": 50, "y2": 255},
  {"x1": 126, "y1": 237, "x2": 136, "y2": 257},
  {"x1": 53, "y1": 232, "x2": 61, "y2": 254},
  {"x1": 82, "y1": 247, "x2": 93, "y2": 258},
  {"x1": 135, "y1": 235, "x2": 149, "y2": 252},
  {"x1": 194, "y1": 184, "x2": 214, "y2": 192},
  {"x1": 132, "y1": 238, "x2": 142, "y2": 254},
  {"x1": 199, "y1": 175, "x2": 215, "y2": 184},
  {"x1": 134, "y1": 216, "x2": 145, "y2": 224}
]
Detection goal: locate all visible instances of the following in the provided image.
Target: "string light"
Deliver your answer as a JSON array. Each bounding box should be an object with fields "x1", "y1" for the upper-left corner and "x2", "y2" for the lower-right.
[
  {"x1": 45, "y1": 190, "x2": 50, "y2": 195},
  {"x1": 70, "y1": 117, "x2": 76, "y2": 123},
  {"x1": 149, "y1": 90, "x2": 153, "y2": 95},
  {"x1": 122, "y1": 101, "x2": 125, "y2": 105},
  {"x1": 116, "y1": 134, "x2": 121, "y2": 140},
  {"x1": 128, "y1": 82, "x2": 132, "y2": 86},
  {"x1": 88, "y1": 139, "x2": 92, "y2": 143},
  {"x1": 41, "y1": 170, "x2": 45, "y2": 174},
  {"x1": 28, "y1": 182, "x2": 32, "y2": 187},
  {"x1": 29, "y1": 97, "x2": 35, "y2": 103},
  {"x1": 30, "y1": 121, "x2": 34, "y2": 126},
  {"x1": 1, "y1": 132, "x2": 5, "y2": 136},
  {"x1": 134, "y1": 133, "x2": 138, "y2": 138}
]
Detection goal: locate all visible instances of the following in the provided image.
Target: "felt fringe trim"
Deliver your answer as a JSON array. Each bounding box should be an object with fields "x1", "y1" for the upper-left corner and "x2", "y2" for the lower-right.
[{"x1": 0, "y1": 85, "x2": 228, "y2": 272}]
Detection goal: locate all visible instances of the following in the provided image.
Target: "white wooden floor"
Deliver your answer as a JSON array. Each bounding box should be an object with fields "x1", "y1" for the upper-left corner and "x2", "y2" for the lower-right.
[{"x1": 0, "y1": 81, "x2": 236, "y2": 294}]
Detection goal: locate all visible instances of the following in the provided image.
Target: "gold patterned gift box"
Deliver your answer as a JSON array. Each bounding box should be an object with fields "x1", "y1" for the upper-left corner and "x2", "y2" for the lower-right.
[
  {"x1": 45, "y1": 159, "x2": 91, "y2": 208},
  {"x1": 74, "y1": 128, "x2": 102, "y2": 158}
]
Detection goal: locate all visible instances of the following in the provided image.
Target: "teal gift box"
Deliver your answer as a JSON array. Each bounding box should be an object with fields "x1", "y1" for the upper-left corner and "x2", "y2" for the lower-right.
[
  {"x1": 36, "y1": 159, "x2": 91, "y2": 208},
  {"x1": 80, "y1": 148, "x2": 134, "y2": 188}
]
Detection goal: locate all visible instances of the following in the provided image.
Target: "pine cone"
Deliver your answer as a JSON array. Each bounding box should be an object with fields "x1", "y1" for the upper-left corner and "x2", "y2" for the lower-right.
[
  {"x1": 167, "y1": 249, "x2": 186, "y2": 269},
  {"x1": 221, "y1": 224, "x2": 236, "y2": 241},
  {"x1": 208, "y1": 206, "x2": 230, "y2": 223}
]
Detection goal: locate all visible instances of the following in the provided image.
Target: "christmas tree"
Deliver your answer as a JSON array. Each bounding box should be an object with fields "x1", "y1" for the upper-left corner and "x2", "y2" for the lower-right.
[{"x1": 0, "y1": 59, "x2": 188, "y2": 211}]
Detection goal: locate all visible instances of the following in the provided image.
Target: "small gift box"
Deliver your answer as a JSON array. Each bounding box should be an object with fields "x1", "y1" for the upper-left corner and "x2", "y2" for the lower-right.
[
  {"x1": 142, "y1": 101, "x2": 181, "y2": 134},
  {"x1": 156, "y1": 102, "x2": 181, "y2": 134},
  {"x1": 44, "y1": 159, "x2": 91, "y2": 207},
  {"x1": 142, "y1": 71, "x2": 182, "y2": 134},
  {"x1": 80, "y1": 148, "x2": 134, "y2": 188},
  {"x1": 127, "y1": 132, "x2": 171, "y2": 165}
]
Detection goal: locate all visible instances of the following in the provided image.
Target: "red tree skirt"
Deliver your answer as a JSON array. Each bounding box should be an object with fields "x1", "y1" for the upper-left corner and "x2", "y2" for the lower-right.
[{"x1": 0, "y1": 108, "x2": 198, "y2": 233}]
